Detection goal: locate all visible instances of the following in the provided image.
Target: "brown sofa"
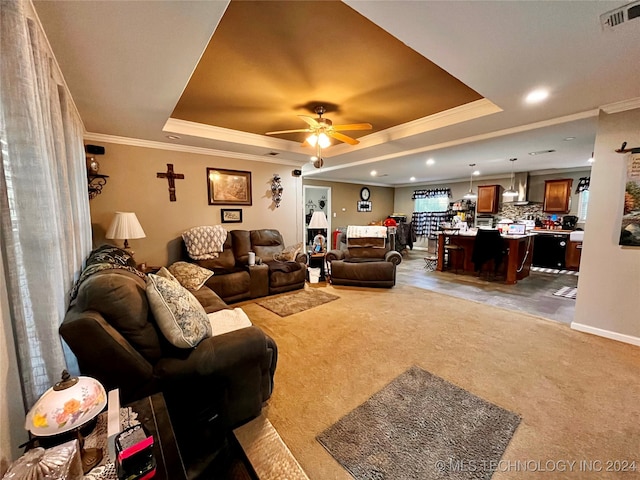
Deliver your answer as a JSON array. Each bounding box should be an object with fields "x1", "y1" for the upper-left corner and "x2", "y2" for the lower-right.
[
  {"x1": 326, "y1": 229, "x2": 402, "y2": 288},
  {"x1": 60, "y1": 256, "x2": 278, "y2": 472},
  {"x1": 186, "y1": 228, "x2": 307, "y2": 302}
]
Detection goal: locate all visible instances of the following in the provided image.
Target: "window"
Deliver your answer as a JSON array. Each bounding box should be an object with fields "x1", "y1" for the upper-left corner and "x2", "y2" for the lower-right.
[
  {"x1": 414, "y1": 196, "x2": 449, "y2": 213},
  {"x1": 578, "y1": 189, "x2": 590, "y2": 221}
]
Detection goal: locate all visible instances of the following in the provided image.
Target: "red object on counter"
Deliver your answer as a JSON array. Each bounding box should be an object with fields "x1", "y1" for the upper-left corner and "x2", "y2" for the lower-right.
[{"x1": 383, "y1": 218, "x2": 397, "y2": 227}]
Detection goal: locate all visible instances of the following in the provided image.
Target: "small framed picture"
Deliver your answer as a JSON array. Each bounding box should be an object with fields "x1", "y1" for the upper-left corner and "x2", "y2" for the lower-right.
[
  {"x1": 357, "y1": 201, "x2": 372, "y2": 212},
  {"x1": 221, "y1": 208, "x2": 243, "y2": 223},
  {"x1": 207, "y1": 168, "x2": 252, "y2": 205}
]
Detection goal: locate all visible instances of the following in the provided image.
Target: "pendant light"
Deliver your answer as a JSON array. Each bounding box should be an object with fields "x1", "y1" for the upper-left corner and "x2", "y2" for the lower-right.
[
  {"x1": 463, "y1": 163, "x2": 477, "y2": 199},
  {"x1": 503, "y1": 158, "x2": 519, "y2": 197}
]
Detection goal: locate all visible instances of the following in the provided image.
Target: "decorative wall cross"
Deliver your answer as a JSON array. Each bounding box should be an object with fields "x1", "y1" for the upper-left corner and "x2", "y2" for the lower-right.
[{"x1": 157, "y1": 163, "x2": 184, "y2": 201}]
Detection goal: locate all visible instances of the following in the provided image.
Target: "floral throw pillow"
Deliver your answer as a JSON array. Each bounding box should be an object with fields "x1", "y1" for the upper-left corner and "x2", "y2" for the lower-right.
[
  {"x1": 146, "y1": 274, "x2": 211, "y2": 348},
  {"x1": 274, "y1": 242, "x2": 303, "y2": 262},
  {"x1": 168, "y1": 262, "x2": 213, "y2": 290}
]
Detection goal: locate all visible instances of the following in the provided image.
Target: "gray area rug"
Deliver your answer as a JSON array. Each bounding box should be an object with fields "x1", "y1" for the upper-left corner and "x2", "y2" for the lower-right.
[
  {"x1": 256, "y1": 288, "x2": 339, "y2": 317},
  {"x1": 317, "y1": 366, "x2": 521, "y2": 480}
]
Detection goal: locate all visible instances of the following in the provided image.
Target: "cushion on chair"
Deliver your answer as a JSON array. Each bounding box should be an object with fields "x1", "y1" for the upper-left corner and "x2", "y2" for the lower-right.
[
  {"x1": 251, "y1": 229, "x2": 285, "y2": 262},
  {"x1": 146, "y1": 273, "x2": 211, "y2": 348},
  {"x1": 168, "y1": 261, "x2": 213, "y2": 290}
]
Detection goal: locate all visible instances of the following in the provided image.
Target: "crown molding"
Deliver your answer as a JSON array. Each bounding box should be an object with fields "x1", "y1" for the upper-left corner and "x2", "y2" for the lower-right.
[
  {"x1": 83, "y1": 132, "x2": 303, "y2": 167},
  {"x1": 327, "y1": 98, "x2": 503, "y2": 156},
  {"x1": 163, "y1": 118, "x2": 307, "y2": 154},
  {"x1": 600, "y1": 97, "x2": 640, "y2": 115},
  {"x1": 305, "y1": 108, "x2": 599, "y2": 177}
]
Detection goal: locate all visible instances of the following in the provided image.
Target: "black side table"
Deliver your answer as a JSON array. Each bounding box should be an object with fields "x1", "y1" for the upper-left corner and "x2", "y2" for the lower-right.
[
  {"x1": 308, "y1": 253, "x2": 326, "y2": 281},
  {"x1": 127, "y1": 393, "x2": 188, "y2": 480}
]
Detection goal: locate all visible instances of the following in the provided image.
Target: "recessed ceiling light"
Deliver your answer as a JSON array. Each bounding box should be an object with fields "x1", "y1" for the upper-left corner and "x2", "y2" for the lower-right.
[
  {"x1": 410, "y1": 176, "x2": 416, "y2": 181},
  {"x1": 525, "y1": 88, "x2": 549, "y2": 104},
  {"x1": 564, "y1": 137, "x2": 576, "y2": 141},
  {"x1": 588, "y1": 155, "x2": 594, "y2": 163},
  {"x1": 426, "y1": 158, "x2": 435, "y2": 166},
  {"x1": 473, "y1": 170, "x2": 480, "y2": 176},
  {"x1": 166, "y1": 134, "x2": 181, "y2": 140},
  {"x1": 370, "y1": 170, "x2": 377, "y2": 176},
  {"x1": 528, "y1": 149, "x2": 556, "y2": 156}
]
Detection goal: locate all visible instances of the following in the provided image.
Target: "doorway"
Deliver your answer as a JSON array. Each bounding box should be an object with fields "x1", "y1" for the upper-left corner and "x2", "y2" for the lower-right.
[{"x1": 303, "y1": 185, "x2": 332, "y2": 252}]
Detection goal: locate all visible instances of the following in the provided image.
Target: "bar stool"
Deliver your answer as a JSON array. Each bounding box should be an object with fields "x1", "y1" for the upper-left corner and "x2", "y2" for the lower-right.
[
  {"x1": 444, "y1": 243, "x2": 465, "y2": 273},
  {"x1": 440, "y1": 228, "x2": 465, "y2": 273}
]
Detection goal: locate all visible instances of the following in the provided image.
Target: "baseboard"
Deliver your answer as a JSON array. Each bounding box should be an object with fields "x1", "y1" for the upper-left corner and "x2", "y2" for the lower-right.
[{"x1": 571, "y1": 322, "x2": 640, "y2": 347}]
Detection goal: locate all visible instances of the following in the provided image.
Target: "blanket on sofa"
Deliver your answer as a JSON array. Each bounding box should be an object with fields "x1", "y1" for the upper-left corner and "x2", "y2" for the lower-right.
[
  {"x1": 69, "y1": 245, "x2": 146, "y2": 303},
  {"x1": 182, "y1": 225, "x2": 227, "y2": 260}
]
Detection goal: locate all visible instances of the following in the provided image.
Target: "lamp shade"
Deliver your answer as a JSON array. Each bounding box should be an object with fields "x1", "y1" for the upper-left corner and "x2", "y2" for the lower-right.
[
  {"x1": 25, "y1": 371, "x2": 106, "y2": 437},
  {"x1": 308, "y1": 211, "x2": 329, "y2": 229},
  {"x1": 105, "y1": 212, "x2": 146, "y2": 240}
]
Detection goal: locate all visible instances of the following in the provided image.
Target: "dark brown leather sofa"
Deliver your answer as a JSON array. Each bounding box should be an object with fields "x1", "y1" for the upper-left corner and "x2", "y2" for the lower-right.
[
  {"x1": 60, "y1": 266, "x2": 278, "y2": 473},
  {"x1": 326, "y1": 230, "x2": 402, "y2": 288},
  {"x1": 187, "y1": 229, "x2": 307, "y2": 302}
]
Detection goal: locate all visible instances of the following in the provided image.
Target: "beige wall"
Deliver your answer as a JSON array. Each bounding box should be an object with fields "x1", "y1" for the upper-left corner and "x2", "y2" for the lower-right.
[
  {"x1": 573, "y1": 108, "x2": 640, "y2": 344},
  {"x1": 89, "y1": 142, "x2": 303, "y2": 266},
  {"x1": 303, "y1": 179, "x2": 395, "y2": 228},
  {"x1": 0, "y1": 248, "x2": 27, "y2": 474}
]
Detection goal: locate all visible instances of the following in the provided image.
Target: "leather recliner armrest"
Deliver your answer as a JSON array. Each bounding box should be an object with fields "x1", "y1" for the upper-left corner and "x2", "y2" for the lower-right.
[
  {"x1": 153, "y1": 326, "x2": 271, "y2": 381},
  {"x1": 325, "y1": 249, "x2": 345, "y2": 263},
  {"x1": 60, "y1": 309, "x2": 157, "y2": 403}
]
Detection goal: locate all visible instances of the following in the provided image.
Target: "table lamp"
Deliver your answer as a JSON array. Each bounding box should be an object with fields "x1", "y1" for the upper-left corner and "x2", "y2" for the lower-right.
[
  {"x1": 25, "y1": 370, "x2": 107, "y2": 474},
  {"x1": 308, "y1": 211, "x2": 329, "y2": 252},
  {"x1": 105, "y1": 211, "x2": 146, "y2": 257}
]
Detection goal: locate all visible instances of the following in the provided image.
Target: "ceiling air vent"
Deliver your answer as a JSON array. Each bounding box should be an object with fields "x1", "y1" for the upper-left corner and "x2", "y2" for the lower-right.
[{"x1": 600, "y1": 0, "x2": 640, "y2": 29}]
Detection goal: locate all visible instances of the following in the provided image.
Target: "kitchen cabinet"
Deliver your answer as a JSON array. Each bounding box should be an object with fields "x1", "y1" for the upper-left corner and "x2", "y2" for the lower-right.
[
  {"x1": 543, "y1": 179, "x2": 573, "y2": 213},
  {"x1": 477, "y1": 185, "x2": 501, "y2": 214},
  {"x1": 565, "y1": 241, "x2": 582, "y2": 270}
]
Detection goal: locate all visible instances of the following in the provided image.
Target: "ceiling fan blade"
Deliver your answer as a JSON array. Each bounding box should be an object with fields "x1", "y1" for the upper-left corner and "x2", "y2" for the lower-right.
[
  {"x1": 332, "y1": 123, "x2": 373, "y2": 131},
  {"x1": 265, "y1": 128, "x2": 311, "y2": 135},
  {"x1": 298, "y1": 115, "x2": 320, "y2": 128},
  {"x1": 329, "y1": 131, "x2": 359, "y2": 145}
]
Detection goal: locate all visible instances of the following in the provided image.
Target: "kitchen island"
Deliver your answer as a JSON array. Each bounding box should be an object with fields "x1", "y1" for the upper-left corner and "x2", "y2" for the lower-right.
[{"x1": 436, "y1": 230, "x2": 536, "y2": 284}]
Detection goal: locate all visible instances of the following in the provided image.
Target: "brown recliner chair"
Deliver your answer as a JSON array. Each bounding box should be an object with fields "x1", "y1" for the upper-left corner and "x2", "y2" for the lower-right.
[
  {"x1": 326, "y1": 229, "x2": 402, "y2": 288},
  {"x1": 60, "y1": 266, "x2": 278, "y2": 472},
  {"x1": 249, "y1": 229, "x2": 307, "y2": 294}
]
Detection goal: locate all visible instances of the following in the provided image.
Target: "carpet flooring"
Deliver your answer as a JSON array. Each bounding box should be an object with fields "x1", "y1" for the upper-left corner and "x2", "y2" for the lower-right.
[
  {"x1": 317, "y1": 366, "x2": 521, "y2": 480},
  {"x1": 241, "y1": 284, "x2": 640, "y2": 480},
  {"x1": 255, "y1": 288, "x2": 339, "y2": 317}
]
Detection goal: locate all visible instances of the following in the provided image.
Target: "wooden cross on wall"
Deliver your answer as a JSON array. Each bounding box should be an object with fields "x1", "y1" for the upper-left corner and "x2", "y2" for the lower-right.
[{"x1": 157, "y1": 163, "x2": 184, "y2": 201}]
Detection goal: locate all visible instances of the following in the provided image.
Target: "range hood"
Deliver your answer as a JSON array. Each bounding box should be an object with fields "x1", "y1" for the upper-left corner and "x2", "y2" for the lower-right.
[{"x1": 503, "y1": 172, "x2": 531, "y2": 205}]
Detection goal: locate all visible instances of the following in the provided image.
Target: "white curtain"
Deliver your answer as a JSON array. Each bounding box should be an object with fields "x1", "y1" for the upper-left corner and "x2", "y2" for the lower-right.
[{"x1": 0, "y1": 0, "x2": 92, "y2": 408}]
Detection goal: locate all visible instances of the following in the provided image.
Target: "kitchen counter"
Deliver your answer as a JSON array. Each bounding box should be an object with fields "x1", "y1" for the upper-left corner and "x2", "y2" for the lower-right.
[
  {"x1": 531, "y1": 229, "x2": 573, "y2": 234},
  {"x1": 436, "y1": 231, "x2": 535, "y2": 284}
]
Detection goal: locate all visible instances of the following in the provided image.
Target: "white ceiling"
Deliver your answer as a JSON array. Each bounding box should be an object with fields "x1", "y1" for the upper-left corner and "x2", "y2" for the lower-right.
[{"x1": 34, "y1": 1, "x2": 640, "y2": 186}]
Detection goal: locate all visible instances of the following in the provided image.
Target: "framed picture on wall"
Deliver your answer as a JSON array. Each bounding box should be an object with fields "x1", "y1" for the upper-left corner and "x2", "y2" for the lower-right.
[
  {"x1": 221, "y1": 208, "x2": 243, "y2": 223},
  {"x1": 207, "y1": 168, "x2": 252, "y2": 205}
]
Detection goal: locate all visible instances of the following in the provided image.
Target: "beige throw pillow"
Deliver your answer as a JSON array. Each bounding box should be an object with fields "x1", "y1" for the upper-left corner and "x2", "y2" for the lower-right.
[
  {"x1": 168, "y1": 261, "x2": 213, "y2": 290},
  {"x1": 146, "y1": 273, "x2": 211, "y2": 348}
]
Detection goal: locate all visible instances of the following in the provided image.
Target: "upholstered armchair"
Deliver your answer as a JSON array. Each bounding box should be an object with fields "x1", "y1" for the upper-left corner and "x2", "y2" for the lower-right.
[{"x1": 326, "y1": 227, "x2": 402, "y2": 288}]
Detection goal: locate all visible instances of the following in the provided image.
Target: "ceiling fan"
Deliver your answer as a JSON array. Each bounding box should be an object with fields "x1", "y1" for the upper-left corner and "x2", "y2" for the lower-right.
[{"x1": 265, "y1": 106, "x2": 372, "y2": 147}]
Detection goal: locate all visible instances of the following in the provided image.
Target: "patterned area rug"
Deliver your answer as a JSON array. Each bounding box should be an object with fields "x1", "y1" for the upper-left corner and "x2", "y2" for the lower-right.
[
  {"x1": 531, "y1": 266, "x2": 579, "y2": 275},
  {"x1": 317, "y1": 366, "x2": 521, "y2": 480},
  {"x1": 256, "y1": 289, "x2": 339, "y2": 317},
  {"x1": 553, "y1": 286, "x2": 578, "y2": 299}
]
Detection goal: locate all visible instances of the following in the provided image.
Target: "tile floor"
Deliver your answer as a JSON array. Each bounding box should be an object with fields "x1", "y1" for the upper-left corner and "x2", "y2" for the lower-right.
[{"x1": 395, "y1": 249, "x2": 579, "y2": 324}]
